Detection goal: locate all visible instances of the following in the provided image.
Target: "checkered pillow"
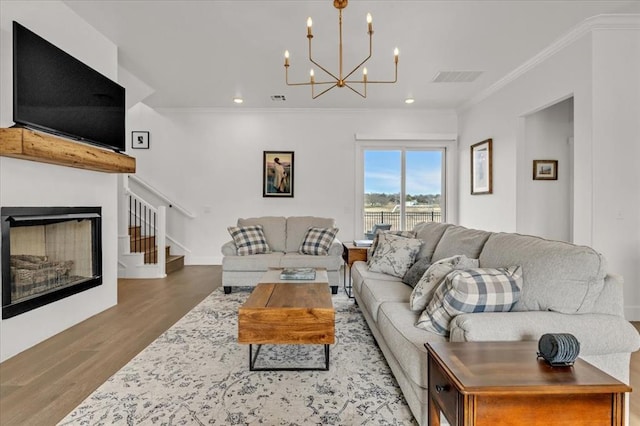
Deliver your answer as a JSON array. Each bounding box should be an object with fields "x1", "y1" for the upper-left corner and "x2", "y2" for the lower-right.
[
  {"x1": 416, "y1": 266, "x2": 523, "y2": 336},
  {"x1": 299, "y1": 227, "x2": 339, "y2": 255},
  {"x1": 227, "y1": 225, "x2": 271, "y2": 256}
]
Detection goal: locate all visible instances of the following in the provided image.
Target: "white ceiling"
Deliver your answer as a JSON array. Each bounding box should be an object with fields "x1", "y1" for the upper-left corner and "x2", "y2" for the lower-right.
[{"x1": 63, "y1": 0, "x2": 640, "y2": 110}]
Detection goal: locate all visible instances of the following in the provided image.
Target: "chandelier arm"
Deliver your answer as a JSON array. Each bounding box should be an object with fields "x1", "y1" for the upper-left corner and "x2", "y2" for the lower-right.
[
  {"x1": 345, "y1": 64, "x2": 398, "y2": 84},
  {"x1": 308, "y1": 36, "x2": 340, "y2": 82},
  {"x1": 343, "y1": 83, "x2": 366, "y2": 98},
  {"x1": 342, "y1": 32, "x2": 373, "y2": 81},
  {"x1": 312, "y1": 83, "x2": 339, "y2": 99}
]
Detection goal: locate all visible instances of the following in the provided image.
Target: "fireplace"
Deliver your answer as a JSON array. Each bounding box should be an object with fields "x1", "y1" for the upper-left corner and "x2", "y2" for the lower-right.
[{"x1": 1, "y1": 207, "x2": 102, "y2": 319}]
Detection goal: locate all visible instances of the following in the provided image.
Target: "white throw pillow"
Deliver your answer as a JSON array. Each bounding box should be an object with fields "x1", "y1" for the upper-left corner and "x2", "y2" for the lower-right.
[
  {"x1": 368, "y1": 233, "x2": 422, "y2": 278},
  {"x1": 409, "y1": 255, "x2": 479, "y2": 312}
]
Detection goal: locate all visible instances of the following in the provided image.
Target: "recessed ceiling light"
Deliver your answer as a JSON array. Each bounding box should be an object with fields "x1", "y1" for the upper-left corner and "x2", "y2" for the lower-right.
[
  {"x1": 404, "y1": 98, "x2": 415, "y2": 104},
  {"x1": 233, "y1": 97, "x2": 243, "y2": 104}
]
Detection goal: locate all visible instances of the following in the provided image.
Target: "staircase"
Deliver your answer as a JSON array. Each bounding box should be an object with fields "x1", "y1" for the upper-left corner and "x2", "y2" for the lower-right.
[{"x1": 128, "y1": 225, "x2": 184, "y2": 275}]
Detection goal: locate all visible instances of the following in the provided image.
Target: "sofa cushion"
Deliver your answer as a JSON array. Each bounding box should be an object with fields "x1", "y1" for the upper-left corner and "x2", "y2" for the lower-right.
[
  {"x1": 285, "y1": 216, "x2": 335, "y2": 253},
  {"x1": 431, "y1": 225, "x2": 491, "y2": 262},
  {"x1": 281, "y1": 253, "x2": 342, "y2": 270},
  {"x1": 238, "y1": 216, "x2": 286, "y2": 252},
  {"x1": 351, "y1": 261, "x2": 401, "y2": 296},
  {"x1": 222, "y1": 252, "x2": 284, "y2": 271},
  {"x1": 368, "y1": 233, "x2": 422, "y2": 278},
  {"x1": 377, "y1": 302, "x2": 446, "y2": 388},
  {"x1": 412, "y1": 222, "x2": 452, "y2": 261},
  {"x1": 402, "y1": 257, "x2": 432, "y2": 288},
  {"x1": 409, "y1": 255, "x2": 479, "y2": 312},
  {"x1": 416, "y1": 266, "x2": 523, "y2": 336},
  {"x1": 298, "y1": 227, "x2": 339, "y2": 255},
  {"x1": 359, "y1": 279, "x2": 412, "y2": 322},
  {"x1": 227, "y1": 225, "x2": 271, "y2": 255},
  {"x1": 479, "y1": 233, "x2": 607, "y2": 313}
]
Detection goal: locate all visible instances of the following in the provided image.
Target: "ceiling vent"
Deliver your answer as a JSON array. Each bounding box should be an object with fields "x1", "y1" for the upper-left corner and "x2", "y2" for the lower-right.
[
  {"x1": 270, "y1": 95, "x2": 286, "y2": 101},
  {"x1": 432, "y1": 71, "x2": 483, "y2": 83}
]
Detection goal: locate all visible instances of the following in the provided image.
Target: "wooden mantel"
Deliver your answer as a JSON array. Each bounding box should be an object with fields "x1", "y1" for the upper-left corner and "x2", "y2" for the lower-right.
[{"x1": 0, "y1": 128, "x2": 136, "y2": 173}]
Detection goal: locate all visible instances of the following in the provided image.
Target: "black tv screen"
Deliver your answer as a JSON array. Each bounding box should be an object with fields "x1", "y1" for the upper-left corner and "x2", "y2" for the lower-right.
[{"x1": 13, "y1": 22, "x2": 126, "y2": 152}]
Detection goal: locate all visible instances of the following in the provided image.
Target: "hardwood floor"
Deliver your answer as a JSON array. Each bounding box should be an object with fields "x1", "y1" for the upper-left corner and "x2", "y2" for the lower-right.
[
  {"x1": 0, "y1": 265, "x2": 220, "y2": 426},
  {"x1": 0, "y1": 266, "x2": 638, "y2": 425}
]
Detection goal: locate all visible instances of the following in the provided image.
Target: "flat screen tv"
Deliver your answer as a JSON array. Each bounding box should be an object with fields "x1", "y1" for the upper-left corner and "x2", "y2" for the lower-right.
[{"x1": 13, "y1": 21, "x2": 126, "y2": 152}]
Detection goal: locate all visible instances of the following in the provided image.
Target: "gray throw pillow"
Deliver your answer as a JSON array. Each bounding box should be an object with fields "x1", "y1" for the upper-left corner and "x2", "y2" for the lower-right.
[{"x1": 402, "y1": 257, "x2": 432, "y2": 288}]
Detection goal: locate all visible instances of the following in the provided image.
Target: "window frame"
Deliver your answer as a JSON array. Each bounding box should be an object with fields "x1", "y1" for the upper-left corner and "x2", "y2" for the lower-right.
[{"x1": 354, "y1": 135, "x2": 458, "y2": 238}]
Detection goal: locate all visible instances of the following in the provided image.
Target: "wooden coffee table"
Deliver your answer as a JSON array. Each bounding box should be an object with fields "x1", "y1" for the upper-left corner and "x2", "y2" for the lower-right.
[
  {"x1": 425, "y1": 341, "x2": 631, "y2": 425},
  {"x1": 238, "y1": 270, "x2": 335, "y2": 371}
]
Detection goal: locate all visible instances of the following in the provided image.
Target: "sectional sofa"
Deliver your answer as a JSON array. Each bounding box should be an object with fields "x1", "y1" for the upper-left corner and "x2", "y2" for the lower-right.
[
  {"x1": 221, "y1": 216, "x2": 342, "y2": 294},
  {"x1": 352, "y1": 221, "x2": 640, "y2": 425}
]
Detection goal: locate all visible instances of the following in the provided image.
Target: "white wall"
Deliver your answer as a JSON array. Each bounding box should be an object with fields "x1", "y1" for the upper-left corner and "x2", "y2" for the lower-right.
[
  {"x1": 0, "y1": 1, "x2": 120, "y2": 361},
  {"x1": 458, "y1": 16, "x2": 640, "y2": 320},
  {"x1": 518, "y1": 97, "x2": 573, "y2": 241},
  {"x1": 126, "y1": 105, "x2": 457, "y2": 265}
]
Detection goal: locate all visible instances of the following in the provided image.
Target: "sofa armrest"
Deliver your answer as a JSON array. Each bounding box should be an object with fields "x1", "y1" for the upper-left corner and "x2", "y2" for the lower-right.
[
  {"x1": 449, "y1": 311, "x2": 640, "y2": 356},
  {"x1": 328, "y1": 238, "x2": 343, "y2": 256},
  {"x1": 221, "y1": 240, "x2": 237, "y2": 256}
]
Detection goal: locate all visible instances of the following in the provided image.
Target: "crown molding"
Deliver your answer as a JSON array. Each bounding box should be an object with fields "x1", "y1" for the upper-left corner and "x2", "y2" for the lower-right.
[{"x1": 457, "y1": 14, "x2": 640, "y2": 113}]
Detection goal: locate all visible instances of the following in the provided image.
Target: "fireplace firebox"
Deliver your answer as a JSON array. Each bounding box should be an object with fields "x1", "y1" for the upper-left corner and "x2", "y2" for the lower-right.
[{"x1": 1, "y1": 207, "x2": 102, "y2": 319}]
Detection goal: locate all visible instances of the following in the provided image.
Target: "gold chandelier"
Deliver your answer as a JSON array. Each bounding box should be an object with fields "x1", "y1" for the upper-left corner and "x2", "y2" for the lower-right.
[{"x1": 283, "y1": 0, "x2": 398, "y2": 99}]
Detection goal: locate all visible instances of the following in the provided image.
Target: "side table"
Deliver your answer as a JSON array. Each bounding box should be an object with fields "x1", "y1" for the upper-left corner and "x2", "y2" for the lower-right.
[
  {"x1": 426, "y1": 341, "x2": 631, "y2": 426},
  {"x1": 341, "y1": 242, "x2": 368, "y2": 298}
]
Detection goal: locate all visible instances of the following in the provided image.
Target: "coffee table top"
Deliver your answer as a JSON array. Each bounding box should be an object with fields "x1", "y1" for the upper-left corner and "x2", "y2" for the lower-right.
[
  {"x1": 242, "y1": 282, "x2": 333, "y2": 310},
  {"x1": 426, "y1": 341, "x2": 631, "y2": 394}
]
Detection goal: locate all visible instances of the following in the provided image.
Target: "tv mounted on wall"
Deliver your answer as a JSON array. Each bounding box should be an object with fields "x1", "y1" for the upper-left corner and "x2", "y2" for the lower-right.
[{"x1": 13, "y1": 21, "x2": 126, "y2": 152}]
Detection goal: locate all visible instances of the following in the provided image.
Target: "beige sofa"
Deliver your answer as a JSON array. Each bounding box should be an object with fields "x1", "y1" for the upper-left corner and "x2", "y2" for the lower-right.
[
  {"x1": 352, "y1": 221, "x2": 640, "y2": 425},
  {"x1": 221, "y1": 216, "x2": 342, "y2": 294}
]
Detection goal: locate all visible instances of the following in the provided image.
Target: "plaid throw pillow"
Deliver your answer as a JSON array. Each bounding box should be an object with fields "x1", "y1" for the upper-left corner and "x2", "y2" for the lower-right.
[
  {"x1": 416, "y1": 266, "x2": 523, "y2": 336},
  {"x1": 227, "y1": 225, "x2": 271, "y2": 256},
  {"x1": 299, "y1": 227, "x2": 339, "y2": 255}
]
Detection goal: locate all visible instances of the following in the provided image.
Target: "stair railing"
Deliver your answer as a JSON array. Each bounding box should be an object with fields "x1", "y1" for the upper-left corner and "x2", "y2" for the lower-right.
[
  {"x1": 128, "y1": 174, "x2": 195, "y2": 219},
  {"x1": 127, "y1": 192, "x2": 166, "y2": 276}
]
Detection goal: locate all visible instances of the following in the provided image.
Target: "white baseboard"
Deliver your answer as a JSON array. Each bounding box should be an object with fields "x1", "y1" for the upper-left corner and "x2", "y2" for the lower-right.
[
  {"x1": 187, "y1": 256, "x2": 220, "y2": 265},
  {"x1": 624, "y1": 305, "x2": 640, "y2": 321}
]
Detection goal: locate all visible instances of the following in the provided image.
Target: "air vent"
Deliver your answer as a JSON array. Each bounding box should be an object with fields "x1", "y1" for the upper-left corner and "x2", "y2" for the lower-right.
[
  {"x1": 432, "y1": 71, "x2": 483, "y2": 83},
  {"x1": 270, "y1": 95, "x2": 286, "y2": 101}
]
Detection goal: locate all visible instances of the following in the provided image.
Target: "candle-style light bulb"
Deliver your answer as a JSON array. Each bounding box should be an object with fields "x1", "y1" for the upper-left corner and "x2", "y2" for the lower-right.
[
  {"x1": 307, "y1": 17, "x2": 313, "y2": 36},
  {"x1": 394, "y1": 47, "x2": 399, "y2": 64},
  {"x1": 366, "y1": 13, "x2": 372, "y2": 33},
  {"x1": 284, "y1": 50, "x2": 290, "y2": 66},
  {"x1": 310, "y1": 69, "x2": 315, "y2": 83},
  {"x1": 363, "y1": 67, "x2": 368, "y2": 82}
]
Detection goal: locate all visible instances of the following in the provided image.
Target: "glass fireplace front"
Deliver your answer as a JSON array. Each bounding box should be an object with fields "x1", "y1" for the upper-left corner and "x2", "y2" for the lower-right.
[{"x1": 1, "y1": 207, "x2": 102, "y2": 319}]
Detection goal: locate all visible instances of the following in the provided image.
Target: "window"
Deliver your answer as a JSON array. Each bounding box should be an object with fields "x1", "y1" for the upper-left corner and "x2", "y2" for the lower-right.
[{"x1": 363, "y1": 148, "x2": 444, "y2": 233}]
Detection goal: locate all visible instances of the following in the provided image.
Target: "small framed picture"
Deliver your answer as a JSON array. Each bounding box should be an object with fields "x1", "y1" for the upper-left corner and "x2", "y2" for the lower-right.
[
  {"x1": 263, "y1": 151, "x2": 294, "y2": 197},
  {"x1": 131, "y1": 131, "x2": 150, "y2": 149},
  {"x1": 470, "y1": 139, "x2": 493, "y2": 195},
  {"x1": 533, "y1": 160, "x2": 558, "y2": 180}
]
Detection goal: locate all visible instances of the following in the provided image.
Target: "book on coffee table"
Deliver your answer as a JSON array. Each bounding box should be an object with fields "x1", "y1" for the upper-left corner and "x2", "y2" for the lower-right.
[
  {"x1": 280, "y1": 268, "x2": 316, "y2": 280},
  {"x1": 353, "y1": 239, "x2": 373, "y2": 247}
]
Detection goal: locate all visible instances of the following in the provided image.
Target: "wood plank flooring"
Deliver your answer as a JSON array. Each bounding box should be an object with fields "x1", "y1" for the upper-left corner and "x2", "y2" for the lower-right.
[
  {"x1": 0, "y1": 265, "x2": 220, "y2": 426},
  {"x1": 1, "y1": 265, "x2": 639, "y2": 425}
]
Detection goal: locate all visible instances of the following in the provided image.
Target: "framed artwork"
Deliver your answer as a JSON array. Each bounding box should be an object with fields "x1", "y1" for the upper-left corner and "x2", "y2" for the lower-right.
[
  {"x1": 470, "y1": 139, "x2": 493, "y2": 195},
  {"x1": 131, "y1": 131, "x2": 150, "y2": 149},
  {"x1": 263, "y1": 151, "x2": 294, "y2": 197},
  {"x1": 533, "y1": 160, "x2": 558, "y2": 180}
]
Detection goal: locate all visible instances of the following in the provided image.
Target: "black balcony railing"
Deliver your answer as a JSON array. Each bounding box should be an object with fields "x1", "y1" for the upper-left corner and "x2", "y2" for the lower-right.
[{"x1": 364, "y1": 211, "x2": 441, "y2": 234}]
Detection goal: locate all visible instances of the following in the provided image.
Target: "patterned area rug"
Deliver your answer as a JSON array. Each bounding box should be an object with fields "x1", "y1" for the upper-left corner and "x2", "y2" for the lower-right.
[{"x1": 59, "y1": 287, "x2": 417, "y2": 425}]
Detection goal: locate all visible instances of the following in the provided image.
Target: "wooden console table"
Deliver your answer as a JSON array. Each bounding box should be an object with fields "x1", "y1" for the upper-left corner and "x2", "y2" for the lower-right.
[
  {"x1": 426, "y1": 341, "x2": 631, "y2": 426},
  {"x1": 0, "y1": 128, "x2": 135, "y2": 173}
]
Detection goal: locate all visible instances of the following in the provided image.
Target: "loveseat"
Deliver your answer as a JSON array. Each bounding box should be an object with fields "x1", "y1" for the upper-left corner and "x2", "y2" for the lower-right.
[
  {"x1": 352, "y1": 221, "x2": 640, "y2": 425},
  {"x1": 221, "y1": 216, "x2": 342, "y2": 294}
]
